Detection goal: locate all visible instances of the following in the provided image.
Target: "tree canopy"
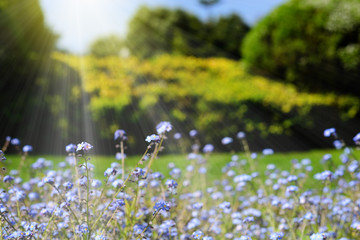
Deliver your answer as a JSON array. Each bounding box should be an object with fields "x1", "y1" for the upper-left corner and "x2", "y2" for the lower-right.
[
  {"x1": 242, "y1": 0, "x2": 360, "y2": 95},
  {"x1": 125, "y1": 6, "x2": 249, "y2": 59},
  {"x1": 0, "y1": 0, "x2": 57, "y2": 148},
  {"x1": 89, "y1": 35, "x2": 125, "y2": 58}
]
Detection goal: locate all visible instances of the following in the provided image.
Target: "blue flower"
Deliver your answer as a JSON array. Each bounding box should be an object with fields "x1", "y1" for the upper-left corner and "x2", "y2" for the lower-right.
[
  {"x1": 145, "y1": 134, "x2": 160, "y2": 143},
  {"x1": 203, "y1": 144, "x2": 214, "y2": 153},
  {"x1": 153, "y1": 201, "x2": 170, "y2": 214},
  {"x1": 110, "y1": 179, "x2": 123, "y2": 188},
  {"x1": 189, "y1": 129, "x2": 198, "y2": 137},
  {"x1": 324, "y1": 128, "x2": 336, "y2": 137},
  {"x1": 353, "y1": 133, "x2": 360, "y2": 143},
  {"x1": 78, "y1": 224, "x2": 89, "y2": 234},
  {"x1": 63, "y1": 182, "x2": 73, "y2": 190},
  {"x1": 43, "y1": 177, "x2": 55, "y2": 185},
  {"x1": 243, "y1": 216, "x2": 254, "y2": 223},
  {"x1": 286, "y1": 185, "x2": 299, "y2": 194},
  {"x1": 203, "y1": 236, "x2": 214, "y2": 240},
  {"x1": 76, "y1": 142, "x2": 93, "y2": 152},
  {"x1": 351, "y1": 221, "x2": 360, "y2": 230},
  {"x1": 114, "y1": 129, "x2": 127, "y2": 141},
  {"x1": 221, "y1": 137, "x2": 233, "y2": 145},
  {"x1": 0, "y1": 150, "x2": 6, "y2": 162},
  {"x1": 166, "y1": 179, "x2": 178, "y2": 189},
  {"x1": 237, "y1": 131, "x2": 246, "y2": 139},
  {"x1": 174, "y1": 132, "x2": 182, "y2": 139},
  {"x1": 10, "y1": 138, "x2": 20, "y2": 145},
  {"x1": 156, "y1": 121, "x2": 172, "y2": 134},
  {"x1": 3, "y1": 175, "x2": 14, "y2": 183},
  {"x1": 333, "y1": 140, "x2": 343, "y2": 149},
  {"x1": 270, "y1": 232, "x2": 284, "y2": 240},
  {"x1": 95, "y1": 235, "x2": 107, "y2": 240},
  {"x1": 310, "y1": 233, "x2": 327, "y2": 240},
  {"x1": 262, "y1": 148, "x2": 274, "y2": 155},
  {"x1": 104, "y1": 168, "x2": 117, "y2": 177},
  {"x1": 238, "y1": 236, "x2": 252, "y2": 240},
  {"x1": 65, "y1": 144, "x2": 77, "y2": 153},
  {"x1": 22, "y1": 145, "x2": 32, "y2": 153},
  {"x1": 115, "y1": 152, "x2": 126, "y2": 160},
  {"x1": 192, "y1": 230, "x2": 203, "y2": 239},
  {"x1": 109, "y1": 199, "x2": 125, "y2": 211}
]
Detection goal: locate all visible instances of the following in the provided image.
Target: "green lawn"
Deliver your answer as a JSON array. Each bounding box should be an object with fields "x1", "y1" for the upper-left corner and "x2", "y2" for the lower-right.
[{"x1": 0, "y1": 148, "x2": 347, "y2": 186}]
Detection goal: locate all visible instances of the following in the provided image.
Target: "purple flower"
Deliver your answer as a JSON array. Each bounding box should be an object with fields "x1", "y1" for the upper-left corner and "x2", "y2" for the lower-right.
[
  {"x1": 192, "y1": 230, "x2": 204, "y2": 239},
  {"x1": 153, "y1": 201, "x2": 170, "y2": 214},
  {"x1": 10, "y1": 138, "x2": 20, "y2": 145},
  {"x1": 63, "y1": 182, "x2": 73, "y2": 190},
  {"x1": 324, "y1": 128, "x2": 336, "y2": 137},
  {"x1": 95, "y1": 235, "x2": 107, "y2": 240},
  {"x1": 114, "y1": 129, "x2": 127, "y2": 141},
  {"x1": 174, "y1": 132, "x2": 182, "y2": 139},
  {"x1": 310, "y1": 233, "x2": 327, "y2": 240},
  {"x1": 22, "y1": 145, "x2": 33, "y2": 153},
  {"x1": 237, "y1": 131, "x2": 246, "y2": 139},
  {"x1": 65, "y1": 144, "x2": 76, "y2": 153},
  {"x1": 104, "y1": 168, "x2": 117, "y2": 177},
  {"x1": 145, "y1": 134, "x2": 160, "y2": 143},
  {"x1": 3, "y1": 175, "x2": 14, "y2": 183},
  {"x1": 78, "y1": 224, "x2": 89, "y2": 234},
  {"x1": 238, "y1": 236, "x2": 252, "y2": 240},
  {"x1": 43, "y1": 177, "x2": 55, "y2": 185},
  {"x1": 189, "y1": 130, "x2": 198, "y2": 137},
  {"x1": 76, "y1": 142, "x2": 93, "y2": 152},
  {"x1": 286, "y1": 185, "x2": 299, "y2": 194},
  {"x1": 166, "y1": 179, "x2": 178, "y2": 189},
  {"x1": 333, "y1": 140, "x2": 343, "y2": 149},
  {"x1": 0, "y1": 150, "x2": 6, "y2": 162},
  {"x1": 203, "y1": 144, "x2": 214, "y2": 153},
  {"x1": 112, "y1": 179, "x2": 124, "y2": 188},
  {"x1": 353, "y1": 133, "x2": 360, "y2": 143},
  {"x1": 270, "y1": 232, "x2": 284, "y2": 240},
  {"x1": 109, "y1": 199, "x2": 125, "y2": 211},
  {"x1": 115, "y1": 152, "x2": 126, "y2": 160},
  {"x1": 221, "y1": 137, "x2": 233, "y2": 145},
  {"x1": 156, "y1": 121, "x2": 172, "y2": 134},
  {"x1": 262, "y1": 148, "x2": 274, "y2": 155}
]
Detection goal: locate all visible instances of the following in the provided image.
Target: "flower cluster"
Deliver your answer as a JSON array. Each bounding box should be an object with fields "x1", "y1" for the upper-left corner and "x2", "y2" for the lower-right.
[{"x1": 0, "y1": 125, "x2": 359, "y2": 239}]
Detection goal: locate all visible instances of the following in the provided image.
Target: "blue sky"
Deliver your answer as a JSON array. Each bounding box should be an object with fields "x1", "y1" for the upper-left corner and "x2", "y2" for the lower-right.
[{"x1": 40, "y1": 0, "x2": 285, "y2": 54}]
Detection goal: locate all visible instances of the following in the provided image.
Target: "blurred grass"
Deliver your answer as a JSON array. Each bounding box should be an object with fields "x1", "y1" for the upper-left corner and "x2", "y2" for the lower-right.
[{"x1": 0, "y1": 149, "x2": 348, "y2": 187}]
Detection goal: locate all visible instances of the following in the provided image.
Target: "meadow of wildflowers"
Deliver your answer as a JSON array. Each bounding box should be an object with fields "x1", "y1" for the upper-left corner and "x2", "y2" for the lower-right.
[{"x1": 0, "y1": 123, "x2": 360, "y2": 239}]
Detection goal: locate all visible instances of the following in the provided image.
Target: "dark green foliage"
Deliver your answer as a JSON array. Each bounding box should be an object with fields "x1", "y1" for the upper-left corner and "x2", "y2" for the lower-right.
[
  {"x1": 89, "y1": 35, "x2": 125, "y2": 58},
  {"x1": 125, "y1": 6, "x2": 249, "y2": 59},
  {"x1": 210, "y1": 14, "x2": 250, "y2": 58},
  {"x1": 0, "y1": 0, "x2": 57, "y2": 148},
  {"x1": 242, "y1": 0, "x2": 360, "y2": 94},
  {"x1": 199, "y1": 0, "x2": 220, "y2": 7}
]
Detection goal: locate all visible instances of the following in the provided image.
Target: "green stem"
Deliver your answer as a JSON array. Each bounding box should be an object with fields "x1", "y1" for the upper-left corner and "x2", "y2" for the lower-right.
[
  {"x1": 85, "y1": 157, "x2": 91, "y2": 239},
  {"x1": 90, "y1": 146, "x2": 152, "y2": 231},
  {"x1": 41, "y1": 210, "x2": 56, "y2": 240},
  {"x1": 121, "y1": 140, "x2": 125, "y2": 181},
  {"x1": 144, "y1": 137, "x2": 164, "y2": 178}
]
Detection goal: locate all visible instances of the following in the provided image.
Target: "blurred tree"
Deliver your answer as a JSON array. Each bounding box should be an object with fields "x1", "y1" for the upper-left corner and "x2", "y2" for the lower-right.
[
  {"x1": 126, "y1": 6, "x2": 249, "y2": 59},
  {"x1": 89, "y1": 35, "x2": 125, "y2": 58},
  {"x1": 199, "y1": 0, "x2": 220, "y2": 7},
  {"x1": 242, "y1": 0, "x2": 360, "y2": 95},
  {"x1": 0, "y1": 0, "x2": 57, "y2": 146},
  {"x1": 210, "y1": 14, "x2": 250, "y2": 59},
  {"x1": 126, "y1": 6, "x2": 205, "y2": 58}
]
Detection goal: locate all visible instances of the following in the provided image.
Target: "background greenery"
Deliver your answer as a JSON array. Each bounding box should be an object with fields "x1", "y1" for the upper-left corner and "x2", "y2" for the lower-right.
[
  {"x1": 1, "y1": 148, "x2": 345, "y2": 186},
  {"x1": 0, "y1": 0, "x2": 359, "y2": 154}
]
